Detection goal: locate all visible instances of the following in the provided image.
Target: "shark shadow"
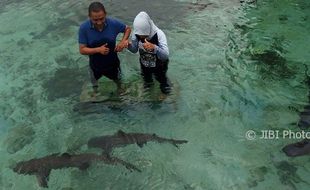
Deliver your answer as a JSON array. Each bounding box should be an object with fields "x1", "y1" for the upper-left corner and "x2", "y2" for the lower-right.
[
  {"x1": 298, "y1": 105, "x2": 310, "y2": 129},
  {"x1": 297, "y1": 65, "x2": 310, "y2": 129},
  {"x1": 282, "y1": 139, "x2": 310, "y2": 157},
  {"x1": 12, "y1": 152, "x2": 140, "y2": 188},
  {"x1": 283, "y1": 65, "x2": 310, "y2": 157},
  {"x1": 88, "y1": 130, "x2": 188, "y2": 156}
]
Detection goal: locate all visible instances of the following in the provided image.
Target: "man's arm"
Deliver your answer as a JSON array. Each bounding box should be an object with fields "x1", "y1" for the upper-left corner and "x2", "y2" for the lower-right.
[
  {"x1": 115, "y1": 26, "x2": 131, "y2": 52},
  {"x1": 79, "y1": 44, "x2": 110, "y2": 55},
  {"x1": 154, "y1": 30, "x2": 169, "y2": 61},
  {"x1": 79, "y1": 44, "x2": 98, "y2": 55},
  {"x1": 127, "y1": 35, "x2": 139, "y2": 53},
  {"x1": 121, "y1": 26, "x2": 131, "y2": 42}
]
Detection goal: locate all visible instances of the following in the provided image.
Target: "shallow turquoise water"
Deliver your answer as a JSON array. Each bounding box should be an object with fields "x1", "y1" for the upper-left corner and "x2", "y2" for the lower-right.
[{"x1": 0, "y1": 0, "x2": 310, "y2": 189}]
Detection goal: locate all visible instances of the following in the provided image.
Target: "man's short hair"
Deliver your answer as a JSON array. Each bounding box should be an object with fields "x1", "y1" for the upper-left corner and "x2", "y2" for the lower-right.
[{"x1": 88, "y1": 2, "x2": 106, "y2": 15}]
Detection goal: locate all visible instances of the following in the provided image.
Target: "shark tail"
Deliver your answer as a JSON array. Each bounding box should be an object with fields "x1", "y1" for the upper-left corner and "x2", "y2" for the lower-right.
[
  {"x1": 108, "y1": 156, "x2": 141, "y2": 172},
  {"x1": 170, "y1": 139, "x2": 188, "y2": 148},
  {"x1": 155, "y1": 136, "x2": 188, "y2": 148}
]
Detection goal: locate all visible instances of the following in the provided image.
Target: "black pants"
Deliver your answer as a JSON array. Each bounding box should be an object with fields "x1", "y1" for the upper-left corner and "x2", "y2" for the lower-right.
[
  {"x1": 89, "y1": 59, "x2": 121, "y2": 88},
  {"x1": 140, "y1": 61, "x2": 170, "y2": 93}
]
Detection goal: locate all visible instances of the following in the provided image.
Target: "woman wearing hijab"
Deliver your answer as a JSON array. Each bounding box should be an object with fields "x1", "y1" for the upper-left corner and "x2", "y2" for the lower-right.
[{"x1": 127, "y1": 12, "x2": 171, "y2": 94}]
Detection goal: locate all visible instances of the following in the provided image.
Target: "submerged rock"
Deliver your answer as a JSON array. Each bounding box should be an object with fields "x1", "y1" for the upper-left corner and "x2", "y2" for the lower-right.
[
  {"x1": 240, "y1": 0, "x2": 257, "y2": 4},
  {"x1": 274, "y1": 161, "x2": 309, "y2": 188},
  {"x1": 4, "y1": 125, "x2": 35, "y2": 154},
  {"x1": 251, "y1": 49, "x2": 285, "y2": 65},
  {"x1": 31, "y1": 18, "x2": 79, "y2": 40},
  {"x1": 247, "y1": 166, "x2": 269, "y2": 188},
  {"x1": 251, "y1": 49, "x2": 296, "y2": 79},
  {"x1": 234, "y1": 23, "x2": 252, "y2": 35},
  {"x1": 42, "y1": 67, "x2": 87, "y2": 101},
  {"x1": 85, "y1": 0, "x2": 192, "y2": 29},
  {"x1": 187, "y1": 2, "x2": 213, "y2": 12},
  {"x1": 279, "y1": 15, "x2": 289, "y2": 23}
]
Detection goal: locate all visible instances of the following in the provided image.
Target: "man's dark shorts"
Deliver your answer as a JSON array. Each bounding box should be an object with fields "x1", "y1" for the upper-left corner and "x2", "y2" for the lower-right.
[{"x1": 90, "y1": 58, "x2": 121, "y2": 81}]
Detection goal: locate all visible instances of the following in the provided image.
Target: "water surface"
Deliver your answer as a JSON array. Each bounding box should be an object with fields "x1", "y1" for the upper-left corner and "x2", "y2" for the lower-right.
[{"x1": 0, "y1": 0, "x2": 309, "y2": 189}]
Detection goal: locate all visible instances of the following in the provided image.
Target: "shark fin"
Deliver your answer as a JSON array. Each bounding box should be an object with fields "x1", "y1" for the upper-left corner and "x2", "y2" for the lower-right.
[
  {"x1": 61, "y1": 153, "x2": 71, "y2": 159},
  {"x1": 117, "y1": 130, "x2": 126, "y2": 136},
  {"x1": 78, "y1": 163, "x2": 90, "y2": 170},
  {"x1": 36, "y1": 169, "x2": 51, "y2": 188},
  {"x1": 137, "y1": 142, "x2": 145, "y2": 148},
  {"x1": 152, "y1": 134, "x2": 160, "y2": 140},
  {"x1": 102, "y1": 151, "x2": 112, "y2": 160}
]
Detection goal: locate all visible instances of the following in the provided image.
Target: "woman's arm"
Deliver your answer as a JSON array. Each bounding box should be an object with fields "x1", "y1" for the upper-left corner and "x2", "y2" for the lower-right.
[
  {"x1": 127, "y1": 35, "x2": 139, "y2": 53},
  {"x1": 154, "y1": 30, "x2": 169, "y2": 61}
]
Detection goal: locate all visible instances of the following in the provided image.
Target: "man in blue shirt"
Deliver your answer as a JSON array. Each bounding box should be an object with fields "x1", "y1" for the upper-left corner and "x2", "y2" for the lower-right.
[{"x1": 78, "y1": 2, "x2": 131, "y2": 95}]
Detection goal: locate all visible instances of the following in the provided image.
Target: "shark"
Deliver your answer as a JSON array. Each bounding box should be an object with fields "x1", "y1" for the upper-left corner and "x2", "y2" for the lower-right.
[
  {"x1": 88, "y1": 130, "x2": 188, "y2": 155},
  {"x1": 12, "y1": 152, "x2": 140, "y2": 188},
  {"x1": 282, "y1": 140, "x2": 310, "y2": 157},
  {"x1": 296, "y1": 65, "x2": 310, "y2": 129},
  {"x1": 298, "y1": 105, "x2": 310, "y2": 129},
  {"x1": 283, "y1": 65, "x2": 310, "y2": 157}
]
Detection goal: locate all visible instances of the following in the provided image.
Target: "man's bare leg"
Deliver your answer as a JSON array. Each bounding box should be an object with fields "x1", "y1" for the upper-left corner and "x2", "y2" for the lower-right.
[
  {"x1": 114, "y1": 79, "x2": 127, "y2": 96},
  {"x1": 89, "y1": 67, "x2": 99, "y2": 97}
]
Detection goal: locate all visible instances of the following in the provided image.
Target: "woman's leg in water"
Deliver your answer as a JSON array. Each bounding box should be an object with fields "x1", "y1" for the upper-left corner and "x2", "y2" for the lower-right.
[
  {"x1": 154, "y1": 62, "x2": 171, "y2": 94},
  {"x1": 140, "y1": 64, "x2": 154, "y2": 88}
]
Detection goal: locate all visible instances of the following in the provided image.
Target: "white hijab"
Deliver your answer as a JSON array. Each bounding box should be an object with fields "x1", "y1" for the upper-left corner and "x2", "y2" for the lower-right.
[{"x1": 133, "y1": 11, "x2": 159, "y2": 39}]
